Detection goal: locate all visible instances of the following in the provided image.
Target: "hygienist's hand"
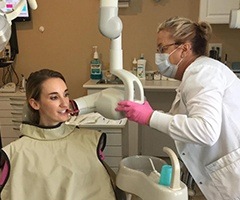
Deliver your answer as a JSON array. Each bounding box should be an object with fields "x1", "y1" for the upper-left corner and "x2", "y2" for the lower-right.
[{"x1": 116, "y1": 100, "x2": 153, "y2": 125}]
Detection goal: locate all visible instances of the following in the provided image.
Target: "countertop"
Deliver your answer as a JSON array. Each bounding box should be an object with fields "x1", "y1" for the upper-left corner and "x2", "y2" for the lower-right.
[
  {"x1": 0, "y1": 88, "x2": 26, "y2": 97},
  {"x1": 83, "y1": 79, "x2": 181, "y2": 91}
]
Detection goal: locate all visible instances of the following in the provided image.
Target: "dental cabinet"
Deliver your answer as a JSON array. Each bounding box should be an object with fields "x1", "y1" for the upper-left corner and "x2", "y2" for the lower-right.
[
  {"x1": 199, "y1": 0, "x2": 240, "y2": 24},
  {"x1": 0, "y1": 89, "x2": 25, "y2": 147},
  {"x1": 83, "y1": 79, "x2": 180, "y2": 157}
]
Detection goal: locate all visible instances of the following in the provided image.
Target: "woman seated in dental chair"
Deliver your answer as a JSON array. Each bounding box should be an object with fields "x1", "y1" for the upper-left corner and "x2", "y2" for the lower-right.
[{"x1": 0, "y1": 69, "x2": 124, "y2": 200}]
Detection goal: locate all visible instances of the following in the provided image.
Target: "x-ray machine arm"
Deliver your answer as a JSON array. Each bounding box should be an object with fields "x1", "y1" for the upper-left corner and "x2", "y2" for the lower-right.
[{"x1": 73, "y1": 0, "x2": 144, "y2": 120}]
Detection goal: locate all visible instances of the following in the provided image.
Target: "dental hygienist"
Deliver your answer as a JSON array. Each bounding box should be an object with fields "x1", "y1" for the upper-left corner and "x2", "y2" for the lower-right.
[{"x1": 116, "y1": 16, "x2": 240, "y2": 200}]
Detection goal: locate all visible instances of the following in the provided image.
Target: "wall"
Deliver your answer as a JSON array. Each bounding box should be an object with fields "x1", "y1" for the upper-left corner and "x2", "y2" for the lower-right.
[{"x1": 1, "y1": 0, "x2": 240, "y2": 98}]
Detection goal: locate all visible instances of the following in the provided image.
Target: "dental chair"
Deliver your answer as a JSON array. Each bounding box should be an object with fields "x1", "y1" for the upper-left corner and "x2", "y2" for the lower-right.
[
  {"x1": 102, "y1": 160, "x2": 127, "y2": 200},
  {"x1": 0, "y1": 150, "x2": 10, "y2": 198},
  {"x1": 21, "y1": 103, "x2": 127, "y2": 200}
]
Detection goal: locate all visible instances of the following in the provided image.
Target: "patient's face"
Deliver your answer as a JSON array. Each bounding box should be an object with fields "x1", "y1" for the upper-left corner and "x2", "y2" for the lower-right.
[{"x1": 34, "y1": 77, "x2": 70, "y2": 126}]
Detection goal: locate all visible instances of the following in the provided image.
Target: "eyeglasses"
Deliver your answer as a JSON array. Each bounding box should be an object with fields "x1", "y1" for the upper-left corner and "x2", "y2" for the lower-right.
[{"x1": 157, "y1": 43, "x2": 178, "y2": 53}]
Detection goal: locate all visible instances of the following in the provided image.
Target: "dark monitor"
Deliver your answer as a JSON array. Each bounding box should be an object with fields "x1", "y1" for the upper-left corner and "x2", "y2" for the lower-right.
[{"x1": 1, "y1": 0, "x2": 31, "y2": 22}]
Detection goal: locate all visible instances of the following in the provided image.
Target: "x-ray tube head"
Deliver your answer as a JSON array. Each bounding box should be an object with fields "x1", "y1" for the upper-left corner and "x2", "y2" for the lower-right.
[{"x1": 74, "y1": 88, "x2": 125, "y2": 120}]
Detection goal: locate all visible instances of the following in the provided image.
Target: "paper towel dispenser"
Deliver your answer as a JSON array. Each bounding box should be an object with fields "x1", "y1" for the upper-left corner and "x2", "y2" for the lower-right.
[{"x1": 229, "y1": 9, "x2": 240, "y2": 28}]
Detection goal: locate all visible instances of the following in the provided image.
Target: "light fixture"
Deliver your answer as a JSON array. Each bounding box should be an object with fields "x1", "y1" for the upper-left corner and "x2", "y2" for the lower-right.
[{"x1": 0, "y1": 0, "x2": 38, "y2": 52}]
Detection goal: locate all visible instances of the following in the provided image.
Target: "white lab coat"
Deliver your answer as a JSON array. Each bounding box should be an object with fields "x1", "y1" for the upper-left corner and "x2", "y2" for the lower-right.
[{"x1": 150, "y1": 56, "x2": 240, "y2": 200}]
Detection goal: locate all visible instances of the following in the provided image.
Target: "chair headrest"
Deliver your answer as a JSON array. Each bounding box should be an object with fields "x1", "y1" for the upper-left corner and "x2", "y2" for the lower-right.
[{"x1": 22, "y1": 103, "x2": 32, "y2": 122}]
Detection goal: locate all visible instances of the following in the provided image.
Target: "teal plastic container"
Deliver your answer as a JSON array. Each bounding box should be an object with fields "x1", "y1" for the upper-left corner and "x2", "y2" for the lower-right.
[{"x1": 159, "y1": 164, "x2": 172, "y2": 186}]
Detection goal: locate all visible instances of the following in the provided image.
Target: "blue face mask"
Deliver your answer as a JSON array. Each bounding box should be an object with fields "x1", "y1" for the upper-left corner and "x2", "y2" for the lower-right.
[{"x1": 155, "y1": 47, "x2": 182, "y2": 78}]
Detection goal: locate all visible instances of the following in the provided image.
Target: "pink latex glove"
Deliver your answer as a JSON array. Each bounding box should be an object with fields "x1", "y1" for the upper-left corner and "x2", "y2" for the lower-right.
[{"x1": 116, "y1": 100, "x2": 153, "y2": 125}]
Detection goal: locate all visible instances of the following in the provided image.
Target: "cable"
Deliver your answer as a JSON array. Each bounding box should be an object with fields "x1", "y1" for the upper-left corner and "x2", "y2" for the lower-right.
[{"x1": 1, "y1": 62, "x2": 19, "y2": 85}]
